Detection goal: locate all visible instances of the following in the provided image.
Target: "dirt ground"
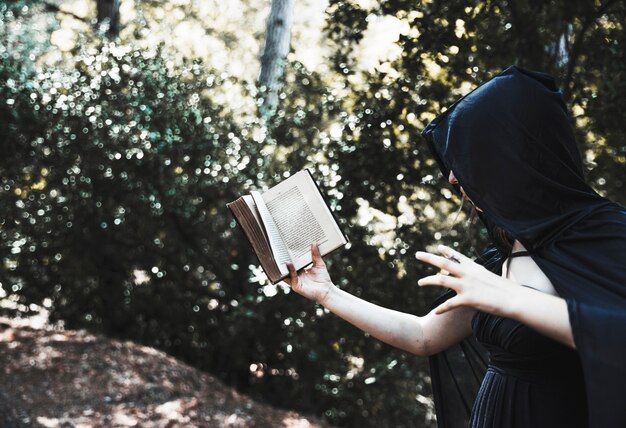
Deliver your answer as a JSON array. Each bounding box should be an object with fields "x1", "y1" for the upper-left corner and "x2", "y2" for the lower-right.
[{"x1": 0, "y1": 314, "x2": 329, "y2": 428}]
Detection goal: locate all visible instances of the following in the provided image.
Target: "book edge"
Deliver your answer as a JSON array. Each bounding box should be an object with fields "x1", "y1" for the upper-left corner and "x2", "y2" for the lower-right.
[{"x1": 227, "y1": 198, "x2": 283, "y2": 284}]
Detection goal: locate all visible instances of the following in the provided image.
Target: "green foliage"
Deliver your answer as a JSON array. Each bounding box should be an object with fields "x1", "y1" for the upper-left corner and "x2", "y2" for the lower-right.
[
  {"x1": 0, "y1": 10, "x2": 266, "y2": 389},
  {"x1": 1, "y1": 1, "x2": 625, "y2": 427},
  {"x1": 326, "y1": 0, "x2": 626, "y2": 207}
]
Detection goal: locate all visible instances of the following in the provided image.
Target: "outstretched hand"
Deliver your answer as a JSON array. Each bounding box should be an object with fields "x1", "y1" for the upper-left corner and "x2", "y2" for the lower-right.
[
  {"x1": 416, "y1": 245, "x2": 515, "y2": 315},
  {"x1": 284, "y1": 243, "x2": 335, "y2": 304}
]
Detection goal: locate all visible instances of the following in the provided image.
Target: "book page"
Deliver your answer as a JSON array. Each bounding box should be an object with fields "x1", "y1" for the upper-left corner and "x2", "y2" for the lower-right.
[
  {"x1": 262, "y1": 170, "x2": 347, "y2": 270},
  {"x1": 265, "y1": 186, "x2": 326, "y2": 260},
  {"x1": 250, "y1": 191, "x2": 290, "y2": 275}
]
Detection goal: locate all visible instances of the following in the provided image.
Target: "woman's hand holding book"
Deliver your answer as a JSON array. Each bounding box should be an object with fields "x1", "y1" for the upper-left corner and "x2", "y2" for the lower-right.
[{"x1": 285, "y1": 242, "x2": 335, "y2": 305}]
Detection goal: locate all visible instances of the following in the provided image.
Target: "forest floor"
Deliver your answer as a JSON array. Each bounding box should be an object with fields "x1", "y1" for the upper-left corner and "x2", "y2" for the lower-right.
[{"x1": 0, "y1": 313, "x2": 328, "y2": 428}]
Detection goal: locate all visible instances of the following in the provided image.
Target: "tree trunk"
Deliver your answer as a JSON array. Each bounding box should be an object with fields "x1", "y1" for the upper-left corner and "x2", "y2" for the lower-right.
[
  {"x1": 96, "y1": 0, "x2": 120, "y2": 37},
  {"x1": 258, "y1": 0, "x2": 295, "y2": 120}
]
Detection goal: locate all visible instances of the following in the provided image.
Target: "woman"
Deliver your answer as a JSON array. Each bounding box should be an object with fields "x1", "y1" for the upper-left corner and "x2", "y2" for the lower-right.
[{"x1": 285, "y1": 66, "x2": 626, "y2": 427}]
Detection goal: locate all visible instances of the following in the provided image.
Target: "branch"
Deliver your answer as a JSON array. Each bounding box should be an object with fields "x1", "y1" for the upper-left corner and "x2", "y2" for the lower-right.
[
  {"x1": 43, "y1": 2, "x2": 90, "y2": 23},
  {"x1": 563, "y1": 0, "x2": 619, "y2": 101},
  {"x1": 148, "y1": 179, "x2": 234, "y2": 285}
]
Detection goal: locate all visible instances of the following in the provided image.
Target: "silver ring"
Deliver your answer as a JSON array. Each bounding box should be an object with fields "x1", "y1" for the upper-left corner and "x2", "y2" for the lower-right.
[{"x1": 447, "y1": 255, "x2": 461, "y2": 264}]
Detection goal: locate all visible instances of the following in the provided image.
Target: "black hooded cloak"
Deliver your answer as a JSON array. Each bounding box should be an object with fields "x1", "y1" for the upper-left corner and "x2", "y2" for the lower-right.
[{"x1": 421, "y1": 65, "x2": 626, "y2": 427}]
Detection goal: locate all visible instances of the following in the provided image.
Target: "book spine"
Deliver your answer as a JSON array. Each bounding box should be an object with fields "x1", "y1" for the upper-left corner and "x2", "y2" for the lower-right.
[{"x1": 227, "y1": 199, "x2": 284, "y2": 284}]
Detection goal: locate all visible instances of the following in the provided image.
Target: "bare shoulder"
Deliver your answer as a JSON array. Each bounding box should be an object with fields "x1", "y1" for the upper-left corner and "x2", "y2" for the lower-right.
[{"x1": 506, "y1": 241, "x2": 559, "y2": 296}]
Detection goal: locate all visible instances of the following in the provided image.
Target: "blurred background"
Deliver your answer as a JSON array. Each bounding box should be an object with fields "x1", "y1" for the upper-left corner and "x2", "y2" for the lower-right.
[{"x1": 1, "y1": 0, "x2": 625, "y2": 426}]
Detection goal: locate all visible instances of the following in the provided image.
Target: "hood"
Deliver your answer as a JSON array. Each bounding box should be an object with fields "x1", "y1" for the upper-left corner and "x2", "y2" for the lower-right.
[{"x1": 421, "y1": 65, "x2": 609, "y2": 250}]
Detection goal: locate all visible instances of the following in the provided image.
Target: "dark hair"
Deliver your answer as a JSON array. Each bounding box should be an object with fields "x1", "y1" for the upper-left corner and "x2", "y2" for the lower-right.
[
  {"x1": 476, "y1": 210, "x2": 514, "y2": 255},
  {"x1": 490, "y1": 223, "x2": 514, "y2": 254},
  {"x1": 448, "y1": 193, "x2": 515, "y2": 257}
]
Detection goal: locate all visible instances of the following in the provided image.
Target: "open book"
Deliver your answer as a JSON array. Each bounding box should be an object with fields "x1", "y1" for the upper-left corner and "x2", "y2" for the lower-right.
[{"x1": 227, "y1": 169, "x2": 348, "y2": 284}]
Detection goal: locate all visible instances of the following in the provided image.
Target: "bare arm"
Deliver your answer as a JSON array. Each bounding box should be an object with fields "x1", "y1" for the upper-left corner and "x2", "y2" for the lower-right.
[
  {"x1": 285, "y1": 243, "x2": 474, "y2": 356},
  {"x1": 499, "y1": 285, "x2": 574, "y2": 348},
  {"x1": 321, "y1": 286, "x2": 475, "y2": 355},
  {"x1": 417, "y1": 245, "x2": 575, "y2": 348}
]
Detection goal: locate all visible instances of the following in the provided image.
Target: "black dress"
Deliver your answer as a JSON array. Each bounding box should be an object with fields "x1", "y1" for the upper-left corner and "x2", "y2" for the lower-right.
[
  {"x1": 470, "y1": 311, "x2": 588, "y2": 427},
  {"x1": 422, "y1": 66, "x2": 626, "y2": 426},
  {"x1": 469, "y1": 253, "x2": 588, "y2": 428}
]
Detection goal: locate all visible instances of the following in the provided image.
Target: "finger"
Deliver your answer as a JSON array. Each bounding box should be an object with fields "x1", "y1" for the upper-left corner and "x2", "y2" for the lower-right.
[
  {"x1": 417, "y1": 274, "x2": 460, "y2": 289},
  {"x1": 434, "y1": 297, "x2": 462, "y2": 314},
  {"x1": 437, "y1": 245, "x2": 471, "y2": 264},
  {"x1": 311, "y1": 242, "x2": 325, "y2": 268},
  {"x1": 415, "y1": 251, "x2": 463, "y2": 275},
  {"x1": 287, "y1": 262, "x2": 299, "y2": 287}
]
